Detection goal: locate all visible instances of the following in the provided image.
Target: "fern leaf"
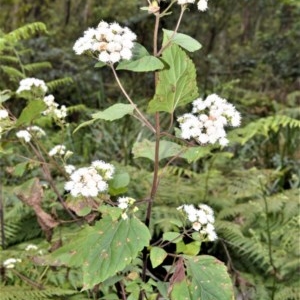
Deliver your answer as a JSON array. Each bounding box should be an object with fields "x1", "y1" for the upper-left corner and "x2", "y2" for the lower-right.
[
  {"x1": 24, "y1": 62, "x2": 52, "y2": 74},
  {"x1": 0, "y1": 286, "x2": 76, "y2": 300},
  {"x1": 229, "y1": 115, "x2": 300, "y2": 145},
  {"x1": 67, "y1": 104, "x2": 87, "y2": 113},
  {"x1": 0, "y1": 65, "x2": 25, "y2": 80},
  {"x1": 47, "y1": 77, "x2": 73, "y2": 91},
  {"x1": 0, "y1": 55, "x2": 19, "y2": 64},
  {"x1": 274, "y1": 285, "x2": 300, "y2": 300},
  {"x1": 5, "y1": 22, "x2": 47, "y2": 42}
]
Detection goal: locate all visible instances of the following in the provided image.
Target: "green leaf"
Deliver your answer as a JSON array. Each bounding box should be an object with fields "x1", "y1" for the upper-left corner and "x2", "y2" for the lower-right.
[
  {"x1": 51, "y1": 216, "x2": 151, "y2": 290},
  {"x1": 132, "y1": 139, "x2": 184, "y2": 162},
  {"x1": 150, "y1": 247, "x2": 168, "y2": 268},
  {"x1": 109, "y1": 171, "x2": 130, "y2": 196},
  {"x1": 163, "y1": 29, "x2": 202, "y2": 52},
  {"x1": 181, "y1": 146, "x2": 212, "y2": 163},
  {"x1": 163, "y1": 232, "x2": 182, "y2": 243},
  {"x1": 73, "y1": 104, "x2": 134, "y2": 133},
  {"x1": 12, "y1": 162, "x2": 28, "y2": 177},
  {"x1": 117, "y1": 42, "x2": 164, "y2": 72},
  {"x1": 117, "y1": 55, "x2": 164, "y2": 72},
  {"x1": 16, "y1": 100, "x2": 46, "y2": 126},
  {"x1": 0, "y1": 90, "x2": 12, "y2": 103},
  {"x1": 77, "y1": 206, "x2": 92, "y2": 217},
  {"x1": 148, "y1": 44, "x2": 198, "y2": 113},
  {"x1": 185, "y1": 255, "x2": 234, "y2": 300},
  {"x1": 98, "y1": 205, "x2": 122, "y2": 221},
  {"x1": 92, "y1": 103, "x2": 134, "y2": 121},
  {"x1": 131, "y1": 42, "x2": 149, "y2": 58},
  {"x1": 73, "y1": 119, "x2": 95, "y2": 134},
  {"x1": 95, "y1": 61, "x2": 106, "y2": 69},
  {"x1": 183, "y1": 241, "x2": 201, "y2": 256},
  {"x1": 171, "y1": 280, "x2": 192, "y2": 300}
]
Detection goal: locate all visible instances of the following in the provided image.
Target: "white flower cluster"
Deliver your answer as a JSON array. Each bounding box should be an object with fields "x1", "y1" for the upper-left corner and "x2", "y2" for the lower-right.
[
  {"x1": 16, "y1": 126, "x2": 46, "y2": 143},
  {"x1": 177, "y1": 0, "x2": 209, "y2": 11},
  {"x1": 64, "y1": 160, "x2": 115, "y2": 197},
  {"x1": 91, "y1": 160, "x2": 115, "y2": 180},
  {"x1": 64, "y1": 164, "x2": 76, "y2": 174},
  {"x1": 43, "y1": 95, "x2": 67, "y2": 121},
  {"x1": 73, "y1": 21, "x2": 136, "y2": 64},
  {"x1": 3, "y1": 258, "x2": 22, "y2": 269},
  {"x1": 177, "y1": 94, "x2": 241, "y2": 146},
  {"x1": 48, "y1": 144, "x2": 66, "y2": 156},
  {"x1": 117, "y1": 196, "x2": 138, "y2": 220},
  {"x1": 16, "y1": 79, "x2": 68, "y2": 125},
  {"x1": 25, "y1": 244, "x2": 38, "y2": 251},
  {"x1": 16, "y1": 78, "x2": 48, "y2": 94},
  {"x1": 177, "y1": 203, "x2": 217, "y2": 241},
  {"x1": 0, "y1": 109, "x2": 9, "y2": 120},
  {"x1": 0, "y1": 109, "x2": 9, "y2": 139},
  {"x1": 117, "y1": 196, "x2": 136, "y2": 209}
]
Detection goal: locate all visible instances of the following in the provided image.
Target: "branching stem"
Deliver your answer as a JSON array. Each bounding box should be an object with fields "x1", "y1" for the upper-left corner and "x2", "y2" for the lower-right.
[
  {"x1": 156, "y1": 6, "x2": 185, "y2": 57},
  {"x1": 110, "y1": 65, "x2": 156, "y2": 133}
]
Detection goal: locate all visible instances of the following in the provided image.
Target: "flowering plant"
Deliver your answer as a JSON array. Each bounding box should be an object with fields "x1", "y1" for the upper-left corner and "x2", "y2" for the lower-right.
[{"x1": 0, "y1": 1, "x2": 239, "y2": 299}]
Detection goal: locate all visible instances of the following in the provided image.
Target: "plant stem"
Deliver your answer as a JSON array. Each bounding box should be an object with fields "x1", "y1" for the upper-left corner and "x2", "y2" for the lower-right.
[
  {"x1": 261, "y1": 181, "x2": 277, "y2": 300},
  {"x1": 29, "y1": 142, "x2": 78, "y2": 221},
  {"x1": 0, "y1": 177, "x2": 5, "y2": 250},
  {"x1": 156, "y1": 6, "x2": 185, "y2": 57},
  {"x1": 110, "y1": 65, "x2": 156, "y2": 133},
  {"x1": 11, "y1": 269, "x2": 44, "y2": 289},
  {"x1": 140, "y1": 14, "x2": 162, "y2": 298}
]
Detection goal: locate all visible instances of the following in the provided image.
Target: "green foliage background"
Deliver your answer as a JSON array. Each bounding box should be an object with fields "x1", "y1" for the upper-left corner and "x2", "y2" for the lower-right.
[{"x1": 0, "y1": 0, "x2": 299, "y2": 299}]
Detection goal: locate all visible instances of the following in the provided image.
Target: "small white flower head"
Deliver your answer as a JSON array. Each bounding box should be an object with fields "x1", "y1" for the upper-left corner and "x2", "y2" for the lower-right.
[
  {"x1": 177, "y1": 0, "x2": 209, "y2": 12},
  {"x1": 43, "y1": 95, "x2": 68, "y2": 122},
  {"x1": 74, "y1": 21, "x2": 137, "y2": 64},
  {"x1": 177, "y1": 93, "x2": 241, "y2": 146},
  {"x1": 3, "y1": 258, "x2": 22, "y2": 269},
  {"x1": 178, "y1": 0, "x2": 195, "y2": 4},
  {"x1": 64, "y1": 164, "x2": 76, "y2": 174},
  {"x1": 91, "y1": 160, "x2": 115, "y2": 180},
  {"x1": 117, "y1": 196, "x2": 136, "y2": 209},
  {"x1": 25, "y1": 244, "x2": 38, "y2": 251},
  {"x1": 177, "y1": 203, "x2": 217, "y2": 241},
  {"x1": 16, "y1": 130, "x2": 32, "y2": 142},
  {"x1": 64, "y1": 161, "x2": 114, "y2": 197},
  {"x1": 0, "y1": 109, "x2": 9, "y2": 120},
  {"x1": 117, "y1": 196, "x2": 137, "y2": 219},
  {"x1": 48, "y1": 145, "x2": 66, "y2": 157},
  {"x1": 197, "y1": 0, "x2": 208, "y2": 11},
  {"x1": 43, "y1": 95, "x2": 57, "y2": 107},
  {"x1": 16, "y1": 78, "x2": 48, "y2": 94},
  {"x1": 27, "y1": 126, "x2": 46, "y2": 138}
]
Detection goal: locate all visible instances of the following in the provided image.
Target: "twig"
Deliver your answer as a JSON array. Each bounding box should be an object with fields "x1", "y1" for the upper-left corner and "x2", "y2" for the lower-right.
[
  {"x1": 11, "y1": 269, "x2": 44, "y2": 289},
  {"x1": 156, "y1": 6, "x2": 185, "y2": 57},
  {"x1": 110, "y1": 65, "x2": 156, "y2": 133},
  {"x1": 28, "y1": 142, "x2": 78, "y2": 222}
]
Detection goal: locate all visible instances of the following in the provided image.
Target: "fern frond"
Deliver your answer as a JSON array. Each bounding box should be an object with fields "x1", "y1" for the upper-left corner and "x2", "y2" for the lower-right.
[
  {"x1": 161, "y1": 165, "x2": 198, "y2": 179},
  {"x1": 0, "y1": 286, "x2": 76, "y2": 300},
  {"x1": 5, "y1": 22, "x2": 47, "y2": 43},
  {"x1": 47, "y1": 77, "x2": 73, "y2": 91},
  {"x1": 67, "y1": 104, "x2": 87, "y2": 113},
  {"x1": 274, "y1": 285, "x2": 300, "y2": 300},
  {"x1": 24, "y1": 62, "x2": 52, "y2": 74},
  {"x1": 0, "y1": 66, "x2": 25, "y2": 80},
  {"x1": 152, "y1": 205, "x2": 182, "y2": 234},
  {"x1": 217, "y1": 221, "x2": 270, "y2": 267},
  {"x1": 229, "y1": 115, "x2": 300, "y2": 145},
  {"x1": 2, "y1": 222, "x2": 21, "y2": 242},
  {"x1": 0, "y1": 55, "x2": 19, "y2": 64}
]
